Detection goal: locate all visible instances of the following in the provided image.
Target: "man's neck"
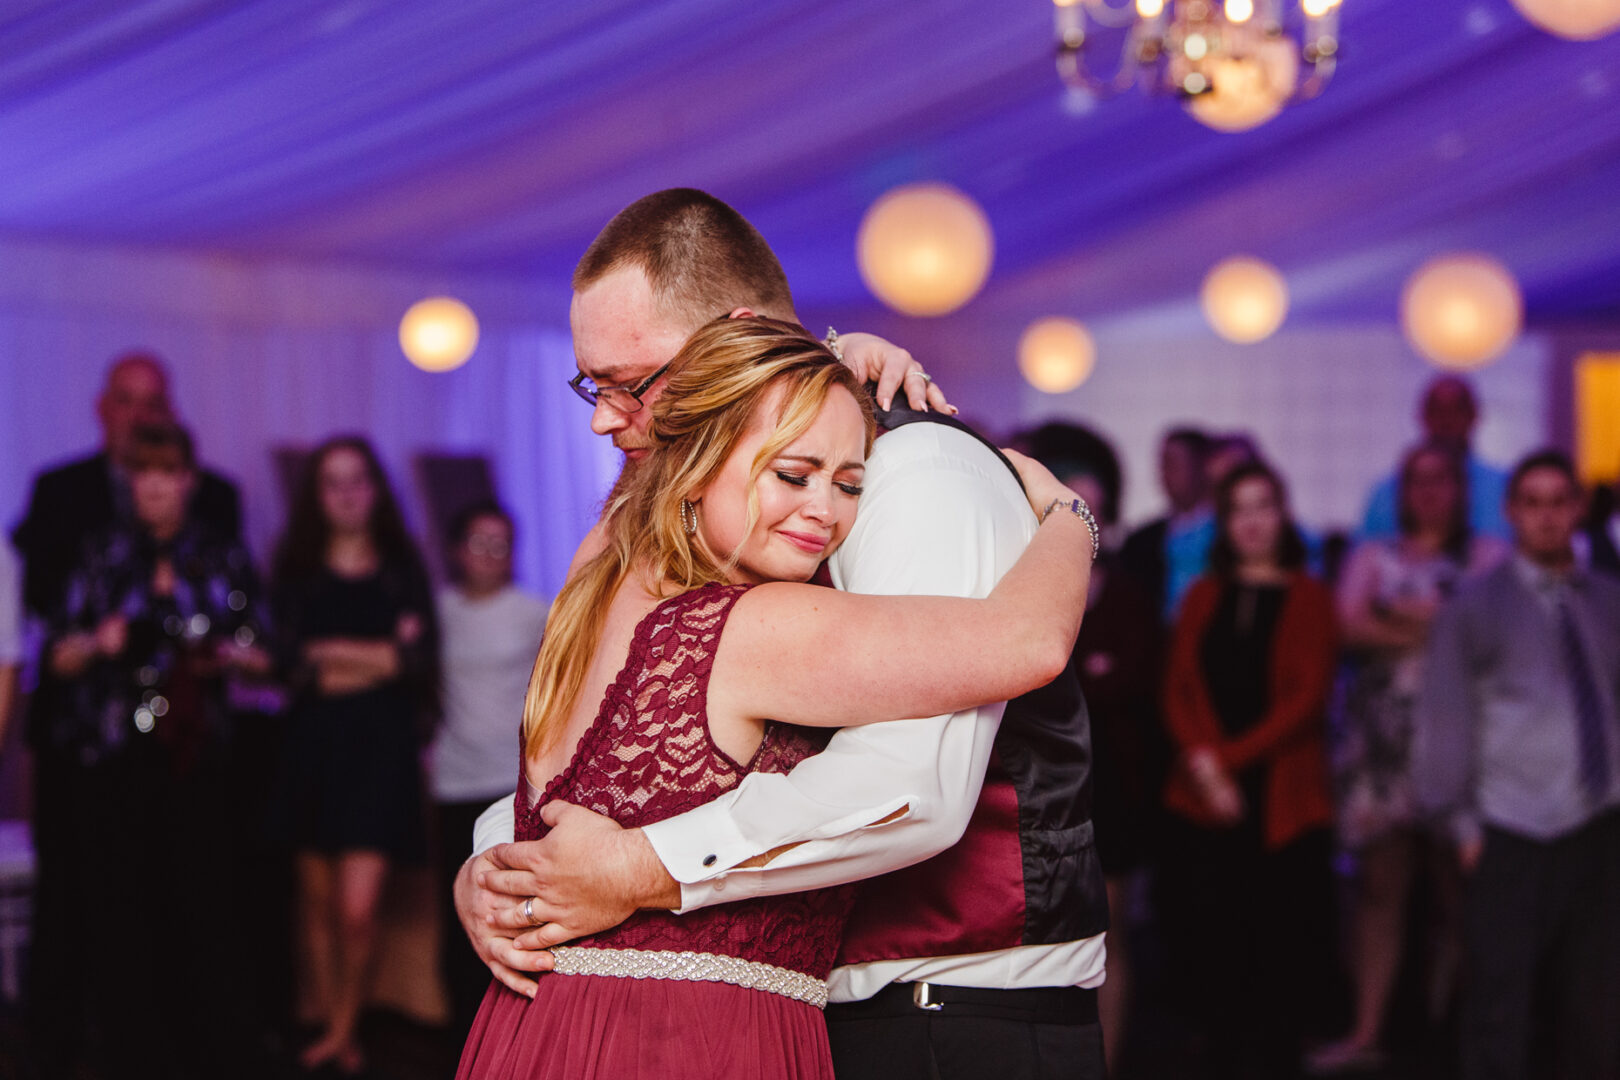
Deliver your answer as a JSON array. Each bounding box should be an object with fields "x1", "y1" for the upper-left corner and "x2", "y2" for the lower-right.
[
  {"x1": 146, "y1": 519, "x2": 183, "y2": 544},
  {"x1": 1168, "y1": 501, "x2": 1210, "y2": 526},
  {"x1": 1520, "y1": 546, "x2": 1576, "y2": 576}
]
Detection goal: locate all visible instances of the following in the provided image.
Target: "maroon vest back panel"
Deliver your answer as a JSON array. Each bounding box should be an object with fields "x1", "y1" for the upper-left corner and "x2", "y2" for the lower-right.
[
  {"x1": 834, "y1": 398, "x2": 1109, "y2": 969},
  {"x1": 836, "y1": 752, "x2": 1024, "y2": 964}
]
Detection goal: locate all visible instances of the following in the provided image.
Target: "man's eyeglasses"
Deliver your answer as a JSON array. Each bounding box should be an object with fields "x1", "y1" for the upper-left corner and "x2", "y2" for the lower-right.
[{"x1": 568, "y1": 360, "x2": 674, "y2": 414}]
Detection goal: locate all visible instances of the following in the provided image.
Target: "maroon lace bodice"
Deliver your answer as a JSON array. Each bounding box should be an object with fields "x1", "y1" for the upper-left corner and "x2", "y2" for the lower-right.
[{"x1": 515, "y1": 583, "x2": 852, "y2": 980}]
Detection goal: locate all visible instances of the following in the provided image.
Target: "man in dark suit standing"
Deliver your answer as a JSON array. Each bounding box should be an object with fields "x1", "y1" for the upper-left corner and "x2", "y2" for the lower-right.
[
  {"x1": 12, "y1": 352, "x2": 244, "y2": 1076},
  {"x1": 12, "y1": 351, "x2": 241, "y2": 620}
]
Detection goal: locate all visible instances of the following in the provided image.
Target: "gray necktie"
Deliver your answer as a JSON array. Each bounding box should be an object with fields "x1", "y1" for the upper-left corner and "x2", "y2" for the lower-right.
[{"x1": 1556, "y1": 594, "x2": 1612, "y2": 801}]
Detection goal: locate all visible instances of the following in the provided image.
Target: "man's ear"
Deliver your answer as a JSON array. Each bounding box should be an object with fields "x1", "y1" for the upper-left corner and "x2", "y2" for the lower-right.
[{"x1": 727, "y1": 307, "x2": 756, "y2": 320}]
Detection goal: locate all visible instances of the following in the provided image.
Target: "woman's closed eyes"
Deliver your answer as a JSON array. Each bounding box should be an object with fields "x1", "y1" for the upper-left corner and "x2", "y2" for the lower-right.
[{"x1": 773, "y1": 470, "x2": 863, "y2": 497}]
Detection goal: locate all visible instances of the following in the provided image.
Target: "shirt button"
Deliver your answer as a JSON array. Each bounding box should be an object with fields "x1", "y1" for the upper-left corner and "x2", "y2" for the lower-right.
[
  {"x1": 702, "y1": 854, "x2": 717, "y2": 867},
  {"x1": 714, "y1": 877, "x2": 726, "y2": 893}
]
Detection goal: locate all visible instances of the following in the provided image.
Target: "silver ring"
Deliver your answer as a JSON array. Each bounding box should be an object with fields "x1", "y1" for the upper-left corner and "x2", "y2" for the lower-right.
[
  {"x1": 905, "y1": 369, "x2": 932, "y2": 384},
  {"x1": 523, "y1": 897, "x2": 536, "y2": 924}
]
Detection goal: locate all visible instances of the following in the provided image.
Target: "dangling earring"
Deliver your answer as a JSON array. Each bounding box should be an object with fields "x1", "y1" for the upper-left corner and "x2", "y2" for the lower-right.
[{"x1": 681, "y1": 499, "x2": 698, "y2": 536}]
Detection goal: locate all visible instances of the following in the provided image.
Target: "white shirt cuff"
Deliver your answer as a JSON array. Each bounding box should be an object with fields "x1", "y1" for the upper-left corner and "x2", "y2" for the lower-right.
[
  {"x1": 642, "y1": 789, "x2": 914, "y2": 914},
  {"x1": 471, "y1": 795, "x2": 516, "y2": 856}
]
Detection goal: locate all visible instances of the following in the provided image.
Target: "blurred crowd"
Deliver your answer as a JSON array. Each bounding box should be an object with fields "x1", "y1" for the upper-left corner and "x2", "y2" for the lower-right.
[
  {"x1": 1, "y1": 352, "x2": 1617, "y2": 1080},
  {"x1": 3, "y1": 354, "x2": 550, "y2": 1078},
  {"x1": 1015, "y1": 375, "x2": 1620, "y2": 1080}
]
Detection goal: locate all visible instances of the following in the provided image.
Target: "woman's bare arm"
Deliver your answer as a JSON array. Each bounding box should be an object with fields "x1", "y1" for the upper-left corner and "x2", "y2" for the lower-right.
[
  {"x1": 711, "y1": 455, "x2": 1092, "y2": 729},
  {"x1": 1336, "y1": 545, "x2": 1425, "y2": 651}
]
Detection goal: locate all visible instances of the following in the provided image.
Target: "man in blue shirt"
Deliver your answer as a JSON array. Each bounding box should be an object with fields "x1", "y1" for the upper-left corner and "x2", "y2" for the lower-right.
[
  {"x1": 1361, "y1": 376, "x2": 1509, "y2": 541},
  {"x1": 1120, "y1": 427, "x2": 1215, "y2": 623}
]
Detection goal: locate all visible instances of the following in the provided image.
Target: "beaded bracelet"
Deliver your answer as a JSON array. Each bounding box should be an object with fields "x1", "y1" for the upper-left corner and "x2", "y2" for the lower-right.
[{"x1": 1042, "y1": 496, "x2": 1101, "y2": 564}]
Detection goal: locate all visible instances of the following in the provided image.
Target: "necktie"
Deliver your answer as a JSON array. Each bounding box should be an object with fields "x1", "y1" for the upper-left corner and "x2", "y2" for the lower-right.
[{"x1": 1556, "y1": 593, "x2": 1612, "y2": 801}]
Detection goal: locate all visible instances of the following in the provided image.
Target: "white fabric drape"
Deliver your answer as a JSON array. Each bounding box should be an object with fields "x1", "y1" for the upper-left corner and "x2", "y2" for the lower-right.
[{"x1": 0, "y1": 238, "x2": 615, "y2": 597}]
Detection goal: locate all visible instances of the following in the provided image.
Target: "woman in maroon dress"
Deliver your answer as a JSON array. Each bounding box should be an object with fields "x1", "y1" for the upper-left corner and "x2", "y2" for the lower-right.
[{"x1": 455, "y1": 317, "x2": 1097, "y2": 1080}]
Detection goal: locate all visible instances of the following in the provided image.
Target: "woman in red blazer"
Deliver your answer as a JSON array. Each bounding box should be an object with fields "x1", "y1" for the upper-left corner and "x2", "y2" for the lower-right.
[{"x1": 1157, "y1": 460, "x2": 1337, "y2": 1080}]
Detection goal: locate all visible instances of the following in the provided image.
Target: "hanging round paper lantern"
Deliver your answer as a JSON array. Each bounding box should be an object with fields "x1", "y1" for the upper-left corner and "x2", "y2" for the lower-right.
[
  {"x1": 1400, "y1": 254, "x2": 1523, "y2": 370},
  {"x1": 1508, "y1": 0, "x2": 1620, "y2": 39},
  {"x1": 1018, "y1": 317, "x2": 1097, "y2": 394},
  {"x1": 400, "y1": 297, "x2": 479, "y2": 372},
  {"x1": 1184, "y1": 37, "x2": 1300, "y2": 132},
  {"x1": 1200, "y1": 256, "x2": 1289, "y2": 343},
  {"x1": 856, "y1": 183, "x2": 995, "y2": 317}
]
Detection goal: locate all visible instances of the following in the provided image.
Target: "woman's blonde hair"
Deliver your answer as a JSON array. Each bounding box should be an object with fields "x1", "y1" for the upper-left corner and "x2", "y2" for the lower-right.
[{"x1": 521, "y1": 317, "x2": 875, "y2": 758}]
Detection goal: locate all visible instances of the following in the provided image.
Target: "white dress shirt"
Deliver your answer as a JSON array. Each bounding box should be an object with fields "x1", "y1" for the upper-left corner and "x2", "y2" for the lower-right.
[{"x1": 473, "y1": 422, "x2": 1106, "y2": 1000}]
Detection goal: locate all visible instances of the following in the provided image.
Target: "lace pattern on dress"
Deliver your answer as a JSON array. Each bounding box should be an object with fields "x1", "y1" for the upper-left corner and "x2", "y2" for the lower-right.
[{"x1": 515, "y1": 583, "x2": 851, "y2": 981}]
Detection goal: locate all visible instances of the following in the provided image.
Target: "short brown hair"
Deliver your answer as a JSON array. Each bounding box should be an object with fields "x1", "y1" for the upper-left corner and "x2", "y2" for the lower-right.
[{"x1": 573, "y1": 188, "x2": 794, "y2": 330}]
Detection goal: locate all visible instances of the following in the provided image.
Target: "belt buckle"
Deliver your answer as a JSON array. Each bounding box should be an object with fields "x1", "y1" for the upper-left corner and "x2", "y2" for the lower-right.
[{"x1": 911, "y1": 982, "x2": 944, "y2": 1012}]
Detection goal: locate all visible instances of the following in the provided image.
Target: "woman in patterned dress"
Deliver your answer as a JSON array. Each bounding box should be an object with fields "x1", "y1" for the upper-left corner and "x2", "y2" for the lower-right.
[
  {"x1": 1310, "y1": 443, "x2": 1507, "y2": 1073},
  {"x1": 455, "y1": 317, "x2": 1096, "y2": 1080}
]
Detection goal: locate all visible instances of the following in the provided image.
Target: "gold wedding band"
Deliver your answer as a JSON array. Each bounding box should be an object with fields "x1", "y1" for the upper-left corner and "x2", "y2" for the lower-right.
[{"x1": 523, "y1": 897, "x2": 537, "y2": 925}]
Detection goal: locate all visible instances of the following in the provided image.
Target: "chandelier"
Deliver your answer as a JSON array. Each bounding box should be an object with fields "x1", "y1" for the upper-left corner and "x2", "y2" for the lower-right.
[{"x1": 1053, "y1": 0, "x2": 1343, "y2": 131}]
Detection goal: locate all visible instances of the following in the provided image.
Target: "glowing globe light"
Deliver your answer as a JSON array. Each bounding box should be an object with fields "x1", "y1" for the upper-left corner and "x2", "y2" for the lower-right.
[
  {"x1": 1185, "y1": 38, "x2": 1300, "y2": 131},
  {"x1": 400, "y1": 297, "x2": 479, "y2": 372},
  {"x1": 1018, "y1": 317, "x2": 1097, "y2": 394},
  {"x1": 1200, "y1": 256, "x2": 1289, "y2": 343},
  {"x1": 1400, "y1": 254, "x2": 1524, "y2": 370},
  {"x1": 1509, "y1": 0, "x2": 1620, "y2": 39},
  {"x1": 857, "y1": 183, "x2": 995, "y2": 317}
]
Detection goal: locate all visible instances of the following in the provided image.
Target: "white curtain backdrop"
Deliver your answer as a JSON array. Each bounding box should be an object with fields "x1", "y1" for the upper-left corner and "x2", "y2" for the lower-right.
[{"x1": 0, "y1": 237, "x2": 615, "y2": 599}]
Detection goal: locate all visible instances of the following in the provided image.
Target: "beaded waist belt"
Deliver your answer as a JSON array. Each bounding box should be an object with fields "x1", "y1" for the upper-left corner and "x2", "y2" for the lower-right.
[{"x1": 548, "y1": 946, "x2": 829, "y2": 1009}]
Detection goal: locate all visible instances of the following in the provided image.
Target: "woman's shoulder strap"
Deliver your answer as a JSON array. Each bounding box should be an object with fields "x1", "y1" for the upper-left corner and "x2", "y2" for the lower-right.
[{"x1": 646, "y1": 582, "x2": 753, "y2": 638}]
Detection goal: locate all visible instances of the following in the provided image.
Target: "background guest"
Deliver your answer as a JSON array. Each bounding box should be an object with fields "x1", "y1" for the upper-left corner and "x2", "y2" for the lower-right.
[
  {"x1": 1413, "y1": 450, "x2": 1620, "y2": 1080},
  {"x1": 427, "y1": 499, "x2": 549, "y2": 1042},
  {"x1": 1311, "y1": 442, "x2": 1507, "y2": 1073},
  {"x1": 0, "y1": 540, "x2": 18, "y2": 754},
  {"x1": 1158, "y1": 460, "x2": 1338, "y2": 1080},
  {"x1": 11, "y1": 351, "x2": 241, "y2": 620},
  {"x1": 1023, "y1": 421, "x2": 1164, "y2": 1075},
  {"x1": 271, "y1": 436, "x2": 440, "y2": 1075},
  {"x1": 30, "y1": 423, "x2": 270, "y2": 1078},
  {"x1": 1578, "y1": 463, "x2": 1620, "y2": 576},
  {"x1": 1206, "y1": 431, "x2": 1263, "y2": 490},
  {"x1": 1361, "y1": 377, "x2": 1509, "y2": 543},
  {"x1": 1122, "y1": 426, "x2": 1216, "y2": 622}
]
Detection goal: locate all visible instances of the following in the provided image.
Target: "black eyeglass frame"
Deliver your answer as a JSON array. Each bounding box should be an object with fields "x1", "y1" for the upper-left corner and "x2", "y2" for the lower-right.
[{"x1": 567, "y1": 359, "x2": 675, "y2": 413}]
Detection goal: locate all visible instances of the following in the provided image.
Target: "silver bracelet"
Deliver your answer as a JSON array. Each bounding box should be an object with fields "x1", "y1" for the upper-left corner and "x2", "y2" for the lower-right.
[
  {"x1": 823, "y1": 326, "x2": 843, "y2": 361},
  {"x1": 1043, "y1": 497, "x2": 1100, "y2": 563}
]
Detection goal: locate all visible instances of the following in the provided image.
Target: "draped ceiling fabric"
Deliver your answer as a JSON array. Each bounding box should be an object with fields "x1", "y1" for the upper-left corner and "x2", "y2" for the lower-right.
[
  {"x1": 1, "y1": 0, "x2": 1617, "y2": 544},
  {"x1": 3, "y1": 0, "x2": 1616, "y2": 317}
]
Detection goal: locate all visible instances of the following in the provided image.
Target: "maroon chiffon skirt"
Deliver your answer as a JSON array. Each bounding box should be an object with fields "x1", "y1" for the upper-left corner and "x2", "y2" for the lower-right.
[{"x1": 455, "y1": 974, "x2": 834, "y2": 1080}]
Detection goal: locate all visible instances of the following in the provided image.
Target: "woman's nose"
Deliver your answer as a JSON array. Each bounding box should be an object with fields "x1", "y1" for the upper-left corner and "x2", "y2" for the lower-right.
[{"x1": 802, "y1": 486, "x2": 834, "y2": 522}]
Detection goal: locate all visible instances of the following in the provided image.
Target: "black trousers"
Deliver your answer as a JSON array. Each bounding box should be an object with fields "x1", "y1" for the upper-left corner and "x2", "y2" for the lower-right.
[
  {"x1": 826, "y1": 983, "x2": 1106, "y2": 1080},
  {"x1": 29, "y1": 739, "x2": 263, "y2": 1079},
  {"x1": 1460, "y1": 811, "x2": 1620, "y2": 1080},
  {"x1": 1155, "y1": 820, "x2": 1334, "y2": 1079},
  {"x1": 436, "y1": 798, "x2": 501, "y2": 1043}
]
